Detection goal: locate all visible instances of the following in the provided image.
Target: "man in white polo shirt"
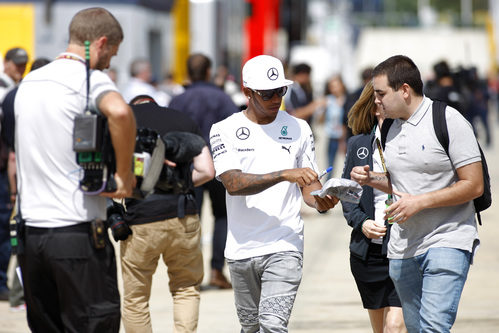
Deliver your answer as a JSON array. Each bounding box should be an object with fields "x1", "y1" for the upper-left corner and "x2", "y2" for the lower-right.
[
  {"x1": 15, "y1": 7, "x2": 136, "y2": 332},
  {"x1": 210, "y1": 55, "x2": 338, "y2": 332}
]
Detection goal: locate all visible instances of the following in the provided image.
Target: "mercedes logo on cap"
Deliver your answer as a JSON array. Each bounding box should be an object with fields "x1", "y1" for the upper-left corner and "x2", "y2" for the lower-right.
[
  {"x1": 267, "y1": 68, "x2": 279, "y2": 81},
  {"x1": 236, "y1": 127, "x2": 250, "y2": 140},
  {"x1": 357, "y1": 147, "x2": 369, "y2": 160}
]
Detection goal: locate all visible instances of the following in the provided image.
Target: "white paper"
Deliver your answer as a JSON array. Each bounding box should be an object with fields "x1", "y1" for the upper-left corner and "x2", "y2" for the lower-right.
[{"x1": 310, "y1": 178, "x2": 363, "y2": 204}]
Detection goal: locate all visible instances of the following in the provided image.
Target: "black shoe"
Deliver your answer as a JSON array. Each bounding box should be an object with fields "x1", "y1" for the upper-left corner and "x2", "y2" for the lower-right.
[{"x1": 209, "y1": 269, "x2": 232, "y2": 289}]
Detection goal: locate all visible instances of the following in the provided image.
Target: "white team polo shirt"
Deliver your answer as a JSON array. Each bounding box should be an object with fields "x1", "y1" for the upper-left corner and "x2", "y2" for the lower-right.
[{"x1": 210, "y1": 110, "x2": 318, "y2": 260}]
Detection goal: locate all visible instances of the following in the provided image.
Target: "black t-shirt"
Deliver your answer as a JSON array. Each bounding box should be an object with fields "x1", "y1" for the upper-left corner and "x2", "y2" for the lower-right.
[
  {"x1": 0, "y1": 87, "x2": 16, "y2": 171},
  {"x1": 287, "y1": 84, "x2": 314, "y2": 123},
  {"x1": 1, "y1": 86, "x2": 17, "y2": 150},
  {"x1": 426, "y1": 85, "x2": 466, "y2": 115},
  {"x1": 124, "y1": 101, "x2": 204, "y2": 224}
]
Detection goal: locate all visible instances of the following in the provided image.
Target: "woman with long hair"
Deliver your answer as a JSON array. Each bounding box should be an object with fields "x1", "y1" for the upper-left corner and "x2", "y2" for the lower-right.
[{"x1": 341, "y1": 81, "x2": 407, "y2": 333}]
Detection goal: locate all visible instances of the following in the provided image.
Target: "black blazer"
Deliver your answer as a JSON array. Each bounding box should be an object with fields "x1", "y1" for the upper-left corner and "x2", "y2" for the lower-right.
[{"x1": 341, "y1": 131, "x2": 392, "y2": 260}]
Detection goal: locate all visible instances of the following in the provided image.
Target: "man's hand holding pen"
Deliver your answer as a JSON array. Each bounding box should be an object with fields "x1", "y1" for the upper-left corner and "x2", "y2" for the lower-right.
[{"x1": 315, "y1": 166, "x2": 338, "y2": 213}]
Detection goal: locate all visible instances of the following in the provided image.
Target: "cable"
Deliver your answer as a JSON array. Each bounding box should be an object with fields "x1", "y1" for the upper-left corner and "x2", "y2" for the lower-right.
[{"x1": 84, "y1": 40, "x2": 90, "y2": 112}]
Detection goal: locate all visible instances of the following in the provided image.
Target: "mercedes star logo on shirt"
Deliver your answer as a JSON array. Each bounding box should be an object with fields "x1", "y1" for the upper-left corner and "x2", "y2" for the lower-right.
[
  {"x1": 357, "y1": 146, "x2": 369, "y2": 160},
  {"x1": 236, "y1": 127, "x2": 250, "y2": 140},
  {"x1": 267, "y1": 67, "x2": 279, "y2": 81}
]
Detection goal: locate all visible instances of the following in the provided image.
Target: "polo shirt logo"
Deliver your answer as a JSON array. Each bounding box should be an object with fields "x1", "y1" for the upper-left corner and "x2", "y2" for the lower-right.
[
  {"x1": 280, "y1": 126, "x2": 288, "y2": 136},
  {"x1": 236, "y1": 127, "x2": 250, "y2": 140}
]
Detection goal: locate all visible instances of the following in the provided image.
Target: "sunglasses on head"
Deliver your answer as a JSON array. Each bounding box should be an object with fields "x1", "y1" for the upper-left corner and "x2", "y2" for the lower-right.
[{"x1": 250, "y1": 86, "x2": 288, "y2": 101}]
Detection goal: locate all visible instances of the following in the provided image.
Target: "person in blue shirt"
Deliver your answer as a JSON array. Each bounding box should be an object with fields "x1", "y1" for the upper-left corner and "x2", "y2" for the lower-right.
[{"x1": 169, "y1": 53, "x2": 239, "y2": 289}]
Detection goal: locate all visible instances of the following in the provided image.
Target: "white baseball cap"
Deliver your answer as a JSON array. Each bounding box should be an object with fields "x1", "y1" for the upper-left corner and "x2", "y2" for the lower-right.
[{"x1": 242, "y1": 55, "x2": 293, "y2": 90}]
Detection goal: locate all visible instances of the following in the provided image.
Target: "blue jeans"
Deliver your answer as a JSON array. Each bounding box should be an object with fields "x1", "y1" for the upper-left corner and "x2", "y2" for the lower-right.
[
  {"x1": 327, "y1": 138, "x2": 340, "y2": 178},
  {"x1": 227, "y1": 251, "x2": 303, "y2": 333},
  {"x1": 389, "y1": 247, "x2": 471, "y2": 333}
]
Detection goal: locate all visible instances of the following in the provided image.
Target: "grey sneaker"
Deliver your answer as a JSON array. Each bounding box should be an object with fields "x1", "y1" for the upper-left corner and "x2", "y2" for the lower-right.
[{"x1": 10, "y1": 303, "x2": 26, "y2": 312}]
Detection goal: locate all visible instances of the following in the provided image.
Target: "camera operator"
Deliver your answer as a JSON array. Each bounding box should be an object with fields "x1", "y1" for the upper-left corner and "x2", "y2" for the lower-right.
[
  {"x1": 119, "y1": 95, "x2": 214, "y2": 333},
  {"x1": 15, "y1": 8, "x2": 136, "y2": 332}
]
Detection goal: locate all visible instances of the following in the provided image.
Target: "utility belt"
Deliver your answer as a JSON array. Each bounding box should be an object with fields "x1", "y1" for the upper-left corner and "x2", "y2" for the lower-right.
[
  {"x1": 25, "y1": 223, "x2": 91, "y2": 234},
  {"x1": 12, "y1": 218, "x2": 109, "y2": 253},
  {"x1": 123, "y1": 191, "x2": 197, "y2": 226},
  {"x1": 150, "y1": 189, "x2": 196, "y2": 218},
  {"x1": 176, "y1": 192, "x2": 196, "y2": 219},
  {"x1": 10, "y1": 213, "x2": 25, "y2": 256}
]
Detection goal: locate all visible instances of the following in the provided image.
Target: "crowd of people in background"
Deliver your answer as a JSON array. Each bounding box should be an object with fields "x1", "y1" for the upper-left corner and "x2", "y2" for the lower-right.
[
  {"x1": 425, "y1": 60, "x2": 492, "y2": 147},
  {"x1": 107, "y1": 55, "x2": 495, "y2": 164}
]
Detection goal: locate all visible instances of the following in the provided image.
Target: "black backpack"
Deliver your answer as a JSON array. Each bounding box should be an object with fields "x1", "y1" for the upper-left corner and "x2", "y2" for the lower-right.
[{"x1": 381, "y1": 100, "x2": 491, "y2": 225}]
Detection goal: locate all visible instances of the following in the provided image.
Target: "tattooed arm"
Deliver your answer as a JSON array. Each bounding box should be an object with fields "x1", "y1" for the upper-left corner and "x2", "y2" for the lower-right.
[
  {"x1": 350, "y1": 165, "x2": 392, "y2": 194},
  {"x1": 219, "y1": 167, "x2": 318, "y2": 196}
]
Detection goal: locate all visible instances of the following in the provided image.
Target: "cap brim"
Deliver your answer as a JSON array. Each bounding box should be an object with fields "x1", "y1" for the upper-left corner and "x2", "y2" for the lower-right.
[
  {"x1": 246, "y1": 79, "x2": 294, "y2": 90},
  {"x1": 12, "y1": 59, "x2": 28, "y2": 65}
]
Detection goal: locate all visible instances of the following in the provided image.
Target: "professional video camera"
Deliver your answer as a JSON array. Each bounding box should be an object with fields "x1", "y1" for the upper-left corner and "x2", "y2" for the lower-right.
[
  {"x1": 104, "y1": 128, "x2": 206, "y2": 241},
  {"x1": 131, "y1": 127, "x2": 165, "y2": 198},
  {"x1": 132, "y1": 129, "x2": 206, "y2": 198},
  {"x1": 72, "y1": 41, "x2": 206, "y2": 197}
]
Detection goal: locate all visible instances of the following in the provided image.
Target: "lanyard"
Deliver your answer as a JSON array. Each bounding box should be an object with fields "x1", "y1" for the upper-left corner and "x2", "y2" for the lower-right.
[
  {"x1": 57, "y1": 52, "x2": 90, "y2": 110},
  {"x1": 375, "y1": 137, "x2": 388, "y2": 173},
  {"x1": 56, "y1": 54, "x2": 86, "y2": 65},
  {"x1": 375, "y1": 137, "x2": 393, "y2": 204}
]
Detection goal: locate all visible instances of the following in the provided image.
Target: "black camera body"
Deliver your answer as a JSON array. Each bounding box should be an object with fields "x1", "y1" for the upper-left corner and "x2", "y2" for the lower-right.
[
  {"x1": 106, "y1": 201, "x2": 132, "y2": 241},
  {"x1": 73, "y1": 113, "x2": 116, "y2": 193},
  {"x1": 132, "y1": 129, "x2": 202, "y2": 197}
]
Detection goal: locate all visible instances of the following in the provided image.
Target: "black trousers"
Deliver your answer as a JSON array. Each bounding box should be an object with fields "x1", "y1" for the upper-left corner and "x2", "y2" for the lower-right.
[
  {"x1": 18, "y1": 223, "x2": 120, "y2": 333},
  {"x1": 0, "y1": 170, "x2": 13, "y2": 293},
  {"x1": 194, "y1": 179, "x2": 228, "y2": 271}
]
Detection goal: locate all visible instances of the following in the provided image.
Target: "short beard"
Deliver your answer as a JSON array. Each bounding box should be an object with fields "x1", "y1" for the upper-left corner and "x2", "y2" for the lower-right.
[{"x1": 94, "y1": 56, "x2": 108, "y2": 71}]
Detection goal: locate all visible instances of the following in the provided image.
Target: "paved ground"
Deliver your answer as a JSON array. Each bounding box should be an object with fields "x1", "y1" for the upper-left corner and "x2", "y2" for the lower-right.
[{"x1": 1, "y1": 112, "x2": 498, "y2": 332}]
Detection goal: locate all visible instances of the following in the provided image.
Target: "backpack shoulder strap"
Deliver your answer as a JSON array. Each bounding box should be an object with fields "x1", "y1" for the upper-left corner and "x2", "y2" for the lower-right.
[
  {"x1": 432, "y1": 100, "x2": 449, "y2": 155},
  {"x1": 380, "y1": 118, "x2": 394, "y2": 150}
]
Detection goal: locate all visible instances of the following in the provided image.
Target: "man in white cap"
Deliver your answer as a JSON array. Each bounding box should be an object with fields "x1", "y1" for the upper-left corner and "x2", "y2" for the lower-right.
[{"x1": 209, "y1": 55, "x2": 338, "y2": 332}]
